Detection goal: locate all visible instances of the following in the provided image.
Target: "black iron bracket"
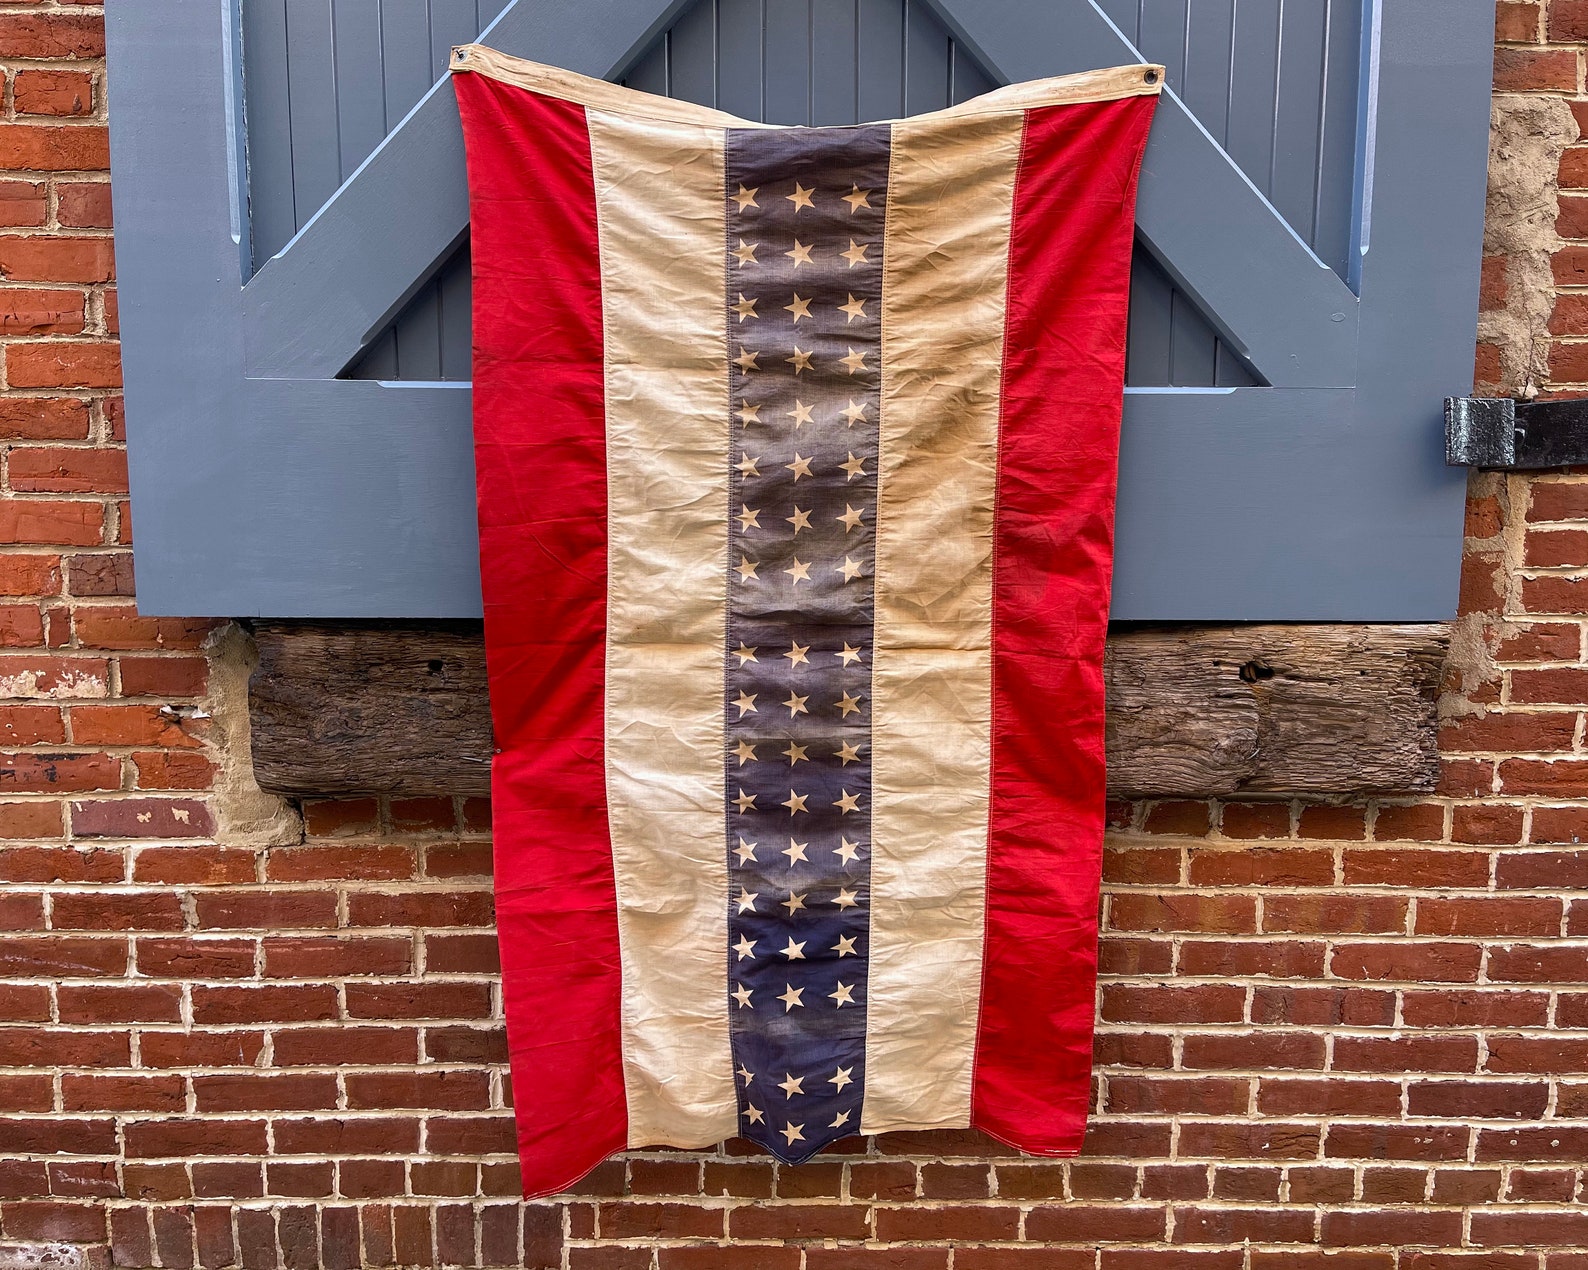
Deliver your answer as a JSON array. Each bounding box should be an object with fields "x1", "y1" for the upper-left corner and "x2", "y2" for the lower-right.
[{"x1": 1446, "y1": 396, "x2": 1588, "y2": 469}]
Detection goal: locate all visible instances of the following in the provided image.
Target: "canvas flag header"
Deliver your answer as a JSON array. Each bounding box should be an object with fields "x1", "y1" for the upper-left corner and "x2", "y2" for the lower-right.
[{"x1": 452, "y1": 44, "x2": 1160, "y2": 1197}]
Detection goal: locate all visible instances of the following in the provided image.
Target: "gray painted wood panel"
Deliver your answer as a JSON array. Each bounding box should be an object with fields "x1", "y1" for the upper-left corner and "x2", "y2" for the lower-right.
[
  {"x1": 111, "y1": 0, "x2": 1495, "y2": 619},
  {"x1": 325, "y1": 0, "x2": 1341, "y2": 385}
]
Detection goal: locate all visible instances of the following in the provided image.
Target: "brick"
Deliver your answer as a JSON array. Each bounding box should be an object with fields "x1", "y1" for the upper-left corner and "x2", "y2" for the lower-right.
[
  {"x1": 1333, "y1": 1035, "x2": 1479, "y2": 1074},
  {"x1": 51, "y1": 889, "x2": 183, "y2": 931},
  {"x1": 1177, "y1": 939, "x2": 1326, "y2": 978},
  {"x1": 1321, "y1": 1208, "x2": 1462, "y2": 1248},
  {"x1": 70, "y1": 701, "x2": 200, "y2": 748},
  {"x1": 1486, "y1": 1035, "x2": 1588, "y2": 1074},
  {"x1": 1024, "y1": 1204, "x2": 1167, "y2": 1242},
  {"x1": 273, "y1": 1026, "x2": 418, "y2": 1067},
  {"x1": 272, "y1": 1117, "x2": 420, "y2": 1156},
  {"x1": 1532, "y1": 482, "x2": 1588, "y2": 521},
  {"x1": 346, "y1": 889, "x2": 494, "y2": 928},
  {"x1": 0, "y1": 801, "x2": 63, "y2": 840},
  {"x1": 737, "y1": 1202, "x2": 873, "y2": 1239},
  {"x1": 1480, "y1": 254, "x2": 1510, "y2": 310},
  {"x1": 1401, "y1": 989, "x2": 1549, "y2": 1029},
  {"x1": 1326, "y1": 1123, "x2": 1470, "y2": 1161},
  {"x1": 0, "y1": 844, "x2": 118, "y2": 882},
  {"x1": 1340, "y1": 850, "x2": 1486, "y2": 889},
  {"x1": 7, "y1": 341, "x2": 120, "y2": 390},
  {"x1": 1172, "y1": 1206, "x2": 1314, "y2": 1245},
  {"x1": 0, "y1": 236, "x2": 112, "y2": 285},
  {"x1": 423, "y1": 932, "x2": 500, "y2": 974},
  {"x1": 132, "y1": 846, "x2": 253, "y2": 885},
  {"x1": 1187, "y1": 847, "x2": 1332, "y2": 886},
  {"x1": 1450, "y1": 803, "x2": 1524, "y2": 844},
  {"x1": 0, "y1": 749, "x2": 117, "y2": 792},
  {"x1": 1551, "y1": 0, "x2": 1588, "y2": 39},
  {"x1": 1296, "y1": 804, "x2": 1367, "y2": 839},
  {"x1": 1099, "y1": 983, "x2": 1245, "y2": 1024},
  {"x1": 0, "y1": 500, "x2": 102, "y2": 547},
  {"x1": 597, "y1": 1202, "x2": 723, "y2": 1240},
  {"x1": 302, "y1": 798, "x2": 380, "y2": 837},
  {"x1": 1415, "y1": 896, "x2": 1560, "y2": 937},
  {"x1": 57, "y1": 982, "x2": 181, "y2": 1024},
  {"x1": 140, "y1": 1031, "x2": 267, "y2": 1069},
  {"x1": 1262, "y1": 893, "x2": 1407, "y2": 933},
  {"x1": 134, "y1": 936, "x2": 255, "y2": 979},
  {"x1": 0, "y1": 555, "x2": 62, "y2": 597},
  {"x1": 72, "y1": 606, "x2": 211, "y2": 650},
  {"x1": 1218, "y1": 802, "x2": 1291, "y2": 839},
  {"x1": 344, "y1": 981, "x2": 492, "y2": 1019},
  {"x1": 1370, "y1": 802, "x2": 1447, "y2": 841},
  {"x1": 264, "y1": 845, "x2": 416, "y2": 881},
  {"x1": 0, "y1": 286, "x2": 84, "y2": 334},
  {"x1": 194, "y1": 891, "x2": 338, "y2": 930},
  {"x1": 193, "y1": 1073, "x2": 340, "y2": 1113},
  {"x1": 13, "y1": 69, "x2": 93, "y2": 116},
  {"x1": 1488, "y1": 943, "x2": 1588, "y2": 982},
  {"x1": 119, "y1": 654, "x2": 208, "y2": 698},
  {"x1": 1106, "y1": 1076, "x2": 1247, "y2": 1116},
  {"x1": 1180, "y1": 1032, "x2": 1324, "y2": 1071},
  {"x1": 1406, "y1": 1080, "x2": 1549, "y2": 1119},
  {"x1": 264, "y1": 936, "x2": 412, "y2": 979},
  {"x1": 1472, "y1": 1210, "x2": 1588, "y2": 1245},
  {"x1": 1329, "y1": 942, "x2": 1483, "y2": 983},
  {"x1": 1251, "y1": 986, "x2": 1395, "y2": 1028},
  {"x1": 344, "y1": 1071, "x2": 490, "y2": 1111},
  {"x1": 60, "y1": 1074, "x2": 184, "y2": 1113},
  {"x1": 1494, "y1": 623, "x2": 1580, "y2": 662},
  {"x1": 191, "y1": 985, "x2": 337, "y2": 1024},
  {"x1": 1257, "y1": 1078, "x2": 1401, "y2": 1118},
  {"x1": 123, "y1": 1118, "x2": 269, "y2": 1159},
  {"x1": 1107, "y1": 893, "x2": 1255, "y2": 934},
  {"x1": 0, "y1": 934, "x2": 124, "y2": 977},
  {"x1": 70, "y1": 796, "x2": 213, "y2": 838}
]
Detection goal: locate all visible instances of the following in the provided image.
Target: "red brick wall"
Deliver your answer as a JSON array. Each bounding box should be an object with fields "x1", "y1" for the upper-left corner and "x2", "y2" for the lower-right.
[{"x1": 4, "y1": 3, "x2": 1588, "y2": 1268}]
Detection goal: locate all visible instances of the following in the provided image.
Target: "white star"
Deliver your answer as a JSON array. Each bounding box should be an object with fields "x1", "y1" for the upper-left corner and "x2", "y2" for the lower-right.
[
  {"x1": 779, "y1": 1072, "x2": 805, "y2": 1097},
  {"x1": 836, "y1": 642, "x2": 862, "y2": 666},
  {"x1": 837, "y1": 506, "x2": 864, "y2": 533},
  {"x1": 735, "y1": 347, "x2": 760, "y2": 373},
  {"x1": 732, "y1": 293, "x2": 758, "y2": 322},
  {"x1": 733, "y1": 788, "x2": 757, "y2": 812},
  {"x1": 833, "y1": 934, "x2": 857, "y2": 957},
  {"x1": 737, "y1": 401, "x2": 761, "y2": 426},
  {"x1": 836, "y1": 557, "x2": 863, "y2": 582},
  {"x1": 835, "y1": 742, "x2": 860, "y2": 767},
  {"x1": 830, "y1": 1110, "x2": 850, "y2": 1129},
  {"x1": 786, "y1": 346, "x2": 813, "y2": 374},
  {"x1": 834, "y1": 789, "x2": 860, "y2": 814},
  {"x1": 842, "y1": 185, "x2": 871, "y2": 213},
  {"x1": 834, "y1": 838, "x2": 861, "y2": 865},
  {"x1": 787, "y1": 507, "x2": 812, "y2": 534},
  {"x1": 784, "y1": 641, "x2": 810, "y2": 666},
  {"x1": 781, "y1": 1121, "x2": 805, "y2": 1145},
  {"x1": 732, "y1": 983, "x2": 754, "y2": 1007},
  {"x1": 783, "y1": 742, "x2": 808, "y2": 767},
  {"x1": 735, "y1": 837, "x2": 758, "y2": 864},
  {"x1": 786, "y1": 183, "x2": 815, "y2": 212},
  {"x1": 783, "y1": 693, "x2": 809, "y2": 719},
  {"x1": 839, "y1": 347, "x2": 867, "y2": 374},
  {"x1": 830, "y1": 982, "x2": 855, "y2": 1007},
  {"x1": 783, "y1": 837, "x2": 809, "y2": 864},
  {"x1": 782, "y1": 788, "x2": 808, "y2": 814},
  {"x1": 782, "y1": 892, "x2": 807, "y2": 915},
  {"x1": 738, "y1": 1064, "x2": 754, "y2": 1084},
  {"x1": 733, "y1": 691, "x2": 757, "y2": 718},
  {"x1": 839, "y1": 452, "x2": 867, "y2": 481},
  {"x1": 785, "y1": 240, "x2": 813, "y2": 267},
  {"x1": 735, "y1": 556, "x2": 759, "y2": 583},
  {"x1": 787, "y1": 400, "x2": 813, "y2": 427},
  {"x1": 785, "y1": 293, "x2": 812, "y2": 322},
  {"x1": 735, "y1": 454, "x2": 761, "y2": 478},
  {"x1": 734, "y1": 643, "x2": 759, "y2": 665},
  {"x1": 737, "y1": 889, "x2": 758, "y2": 914},
  {"x1": 829, "y1": 1065, "x2": 854, "y2": 1091},
  {"x1": 734, "y1": 740, "x2": 757, "y2": 766},
  {"x1": 732, "y1": 238, "x2": 758, "y2": 265},
  {"x1": 785, "y1": 559, "x2": 812, "y2": 585},
  {"x1": 777, "y1": 984, "x2": 804, "y2": 1011},
  {"x1": 734, "y1": 934, "x2": 757, "y2": 961},
  {"x1": 737, "y1": 505, "x2": 761, "y2": 531},
  {"x1": 781, "y1": 937, "x2": 807, "y2": 960},
  {"x1": 840, "y1": 400, "x2": 867, "y2": 426},
  {"x1": 734, "y1": 184, "x2": 759, "y2": 211},
  {"x1": 836, "y1": 692, "x2": 862, "y2": 718},
  {"x1": 840, "y1": 239, "x2": 869, "y2": 268},
  {"x1": 786, "y1": 455, "x2": 813, "y2": 482},
  {"x1": 838, "y1": 294, "x2": 866, "y2": 323},
  {"x1": 833, "y1": 887, "x2": 859, "y2": 909},
  {"x1": 744, "y1": 1104, "x2": 764, "y2": 1123}
]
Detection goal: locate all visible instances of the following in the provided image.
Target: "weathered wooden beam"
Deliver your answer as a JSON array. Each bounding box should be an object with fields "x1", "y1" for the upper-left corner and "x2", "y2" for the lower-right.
[{"x1": 248, "y1": 622, "x2": 1448, "y2": 801}]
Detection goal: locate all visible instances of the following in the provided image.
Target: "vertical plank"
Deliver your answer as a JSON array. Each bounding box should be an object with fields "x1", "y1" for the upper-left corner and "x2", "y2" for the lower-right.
[
  {"x1": 763, "y1": 0, "x2": 811, "y2": 123},
  {"x1": 855, "y1": 0, "x2": 903, "y2": 120},
  {"x1": 716, "y1": 0, "x2": 762, "y2": 118},
  {"x1": 284, "y1": 0, "x2": 342, "y2": 232},
  {"x1": 380, "y1": 0, "x2": 434, "y2": 125},
  {"x1": 351, "y1": 330, "x2": 400, "y2": 380},
  {"x1": 1136, "y1": 0, "x2": 1189, "y2": 93},
  {"x1": 1270, "y1": 0, "x2": 1329, "y2": 247},
  {"x1": 669, "y1": 0, "x2": 720, "y2": 109},
  {"x1": 1094, "y1": 0, "x2": 1138, "y2": 41},
  {"x1": 1225, "y1": 0, "x2": 1281, "y2": 200},
  {"x1": 242, "y1": 0, "x2": 296, "y2": 265},
  {"x1": 393, "y1": 287, "x2": 443, "y2": 381},
  {"x1": 332, "y1": 0, "x2": 388, "y2": 180},
  {"x1": 948, "y1": 41, "x2": 996, "y2": 106},
  {"x1": 811, "y1": 0, "x2": 859, "y2": 124},
  {"x1": 1167, "y1": 290, "x2": 1218, "y2": 387},
  {"x1": 1313, "y1": 0, "x2": 1362, "y2": 279},
  {"x1": 902, "y1": 0, "x2": 949, "y2": 115},
  {"x1": 1124, "y1": 250, "x2": 1173, "y2": 387},
  {"x1": 1180, "y1": 0, "x2": 1234, "y2": 147},
  {"x1": 428, "y1": 0, "x2": 479, "y2": 80},
  {"x1": 623, "y1": 35, "x2": 672, "y2": 94},
  {"x1": 437, "y1": 247, "x2": 473, "y2": 381}
]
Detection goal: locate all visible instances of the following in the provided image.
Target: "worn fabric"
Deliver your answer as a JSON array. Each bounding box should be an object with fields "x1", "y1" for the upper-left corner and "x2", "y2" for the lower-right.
[{"x1": 452, "y1": 44, "x2": 1159, "y2": 1198}]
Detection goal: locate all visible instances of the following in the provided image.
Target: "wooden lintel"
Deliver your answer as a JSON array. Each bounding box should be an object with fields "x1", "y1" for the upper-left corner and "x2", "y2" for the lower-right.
[{"x1": 248, "y1": 622, "x2": 1448, "y2": 802}]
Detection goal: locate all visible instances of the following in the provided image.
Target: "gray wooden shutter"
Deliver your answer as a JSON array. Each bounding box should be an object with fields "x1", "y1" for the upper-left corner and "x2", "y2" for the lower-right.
[{"x1": 106, "y1": 0, "x2": 1495, "y2": 620}]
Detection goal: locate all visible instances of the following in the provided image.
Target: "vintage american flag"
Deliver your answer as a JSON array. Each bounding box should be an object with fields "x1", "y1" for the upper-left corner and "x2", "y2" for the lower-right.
[{"x1": 452, "y1": 44, "x2": 1160, "y2": 1197}]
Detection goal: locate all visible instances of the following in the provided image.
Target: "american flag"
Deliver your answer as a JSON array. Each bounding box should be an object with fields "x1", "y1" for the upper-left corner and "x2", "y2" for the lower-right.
[{"x1": 453, "y1": 44, "x2": 1159, "y2": 1197}]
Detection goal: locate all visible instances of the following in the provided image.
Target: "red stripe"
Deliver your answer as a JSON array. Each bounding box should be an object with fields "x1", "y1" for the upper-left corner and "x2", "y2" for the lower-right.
[
  {"x1": 974, "y1": 95, "x2": 1158, "y2": 1154},
  {"x1": 454, "y1": 75, "x2": 626, "y2": 1196}
]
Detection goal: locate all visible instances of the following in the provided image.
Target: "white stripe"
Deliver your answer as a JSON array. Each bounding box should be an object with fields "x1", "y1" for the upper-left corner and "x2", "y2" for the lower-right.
[
  {"x1": 863, "y1": 110, "x2": 1023, "y2": 1134},
  {"x1": 589, "y1": 108, "x2": 737, "y2": 1149}
]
